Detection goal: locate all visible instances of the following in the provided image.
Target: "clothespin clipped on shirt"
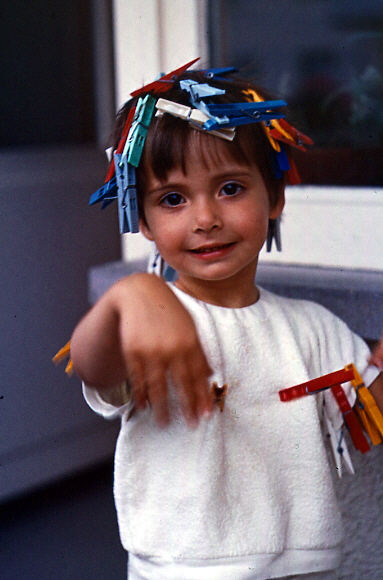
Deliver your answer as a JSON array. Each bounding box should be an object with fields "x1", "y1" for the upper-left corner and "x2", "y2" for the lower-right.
[
  {"x1": 279, "y1": 367, "x2": 355, "y2": 401},
  {"x1": 330, "y1": 384, "x2": 370, "y2": 454},
  {"x1": 346, "y1": 363, "x2": 383, "y2": 445},
  {"x1": 114, "y1": 153, "x2": 139, "y2": 233},
  {"x1": 212, "y1": 383, "x2": 228, "y2": 412},
  {"x1": 279, "y1": 365, "x2": 371, "y2": 454},
  {"x1": 322, "y1": 405, "x2": 355, "y2": 478}
]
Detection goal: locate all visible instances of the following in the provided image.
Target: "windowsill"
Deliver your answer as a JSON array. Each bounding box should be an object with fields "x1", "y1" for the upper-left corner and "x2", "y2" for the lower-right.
[{"x1": 88, "y1": 261, "x2": 383, "y2": 342}]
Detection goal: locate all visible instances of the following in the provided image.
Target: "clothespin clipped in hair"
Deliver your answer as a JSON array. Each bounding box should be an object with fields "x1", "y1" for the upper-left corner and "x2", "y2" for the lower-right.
[
  {"x1": 114, "y1": 153, "x2": 139, "y2": 233},
  {"x1": 203, "y1": 100, "x2": 286, "y2": 130},
  {"x1": 155, "y1": 98, "x2": 235, "y2": 141},
  {"x1": 122, "y1": 94, "x2": 157, "y2": 168},
  {"x1": 200, "y1": 67, "x2": 238, "y2": 80},
  {"x1": 131, "y1": 57, "x2": 200, "y2": 97},
  {"x1": 266, "y1": 217, "x2": 282, "y2": 252},
  {"x1": 89, "y1": 176, "x2": 118, "y2": 209}
]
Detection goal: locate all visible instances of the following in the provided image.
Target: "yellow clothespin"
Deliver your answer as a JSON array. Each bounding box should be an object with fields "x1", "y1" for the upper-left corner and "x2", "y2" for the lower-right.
[
  {"x1": 242, "y1": 89, "x2": 281, "y2": 152},
  {"x1": 52, "y1": 340, "x2": 74, "y2": 376},
  {"x1": 346, "y1": 363, "x2": 383, "y2": 445}
]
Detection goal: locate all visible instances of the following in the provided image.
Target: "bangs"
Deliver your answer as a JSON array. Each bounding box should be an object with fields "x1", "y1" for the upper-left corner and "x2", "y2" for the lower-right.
[{"x1": 138, "y1": 113, "x2": 281, "y2": 208}]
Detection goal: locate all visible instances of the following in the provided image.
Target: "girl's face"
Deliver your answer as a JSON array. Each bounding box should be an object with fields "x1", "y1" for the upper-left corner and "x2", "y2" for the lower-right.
[{"x1": 140, "y1": 137, "x2": 284, "y2": 306}]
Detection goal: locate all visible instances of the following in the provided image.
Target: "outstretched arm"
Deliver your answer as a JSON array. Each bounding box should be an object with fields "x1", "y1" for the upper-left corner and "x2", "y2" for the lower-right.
[{"x1": 71, "y1": 273, "x2": 213, "y2": 427}]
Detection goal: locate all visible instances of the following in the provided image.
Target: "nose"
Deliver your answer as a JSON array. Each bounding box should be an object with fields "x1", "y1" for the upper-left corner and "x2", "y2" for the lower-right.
[{"x1": 192, "y1": 198, "x2": 223, "y2": 233}]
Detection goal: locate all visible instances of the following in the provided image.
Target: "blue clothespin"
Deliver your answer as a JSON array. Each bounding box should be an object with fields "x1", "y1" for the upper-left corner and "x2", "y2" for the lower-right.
[
  {"x1": 121, "y1": 94, "x2": 156, "y2": 168},
  {"x1": 114, "y1": 153, "x2": 139, "y2": 233},
  {"x1": 179, "y1": 79, "x2": 229, "y2": 127},
  {"x1": 275, "y1": 145, "x2": 290, "y2": 173},
  {"x1": 203, "y1": 101, "x2": 286, "y2": 130},
  {"x1": 179, "y1": 79, "x2": 225, "y2": 103},
  {"x1": 200, "y1": 67, "x2": 238, "y2": 80},
  {"x1": 89, "y1": 176, "x2": 118, "y2": 207}
]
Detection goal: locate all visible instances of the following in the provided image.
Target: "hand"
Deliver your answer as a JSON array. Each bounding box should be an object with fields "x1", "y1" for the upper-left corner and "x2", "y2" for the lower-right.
[
  {"x1": 71, "y1": 273, "x2": 213, "y2": 427},
  {"x1": 369, "y1": 335, "x2": 383, "y2": 370}
]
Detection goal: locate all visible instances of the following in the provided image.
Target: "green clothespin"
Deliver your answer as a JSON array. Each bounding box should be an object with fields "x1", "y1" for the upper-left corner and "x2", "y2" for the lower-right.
[{"x1": 122, "y1": 94, "x2": 157, "y2": 168}]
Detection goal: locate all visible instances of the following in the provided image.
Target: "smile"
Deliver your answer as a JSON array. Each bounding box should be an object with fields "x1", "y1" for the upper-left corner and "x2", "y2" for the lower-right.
[{"x1": 190, "y1": 242, "x2": 235, "y2": 253}]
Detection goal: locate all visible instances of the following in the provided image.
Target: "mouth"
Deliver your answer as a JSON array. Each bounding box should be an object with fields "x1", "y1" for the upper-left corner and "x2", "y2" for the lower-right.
[{"x1": 189, "y1": 242, "x2": 236, "y2": 254}]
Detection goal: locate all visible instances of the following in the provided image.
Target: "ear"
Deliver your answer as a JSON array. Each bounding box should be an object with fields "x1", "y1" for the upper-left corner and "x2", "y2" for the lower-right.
[
  {"x1": 139, "y1": 218, "x2": 154, "y2": 241},
  {"x1": 269, "y1": 188, "x2": 285, "y2": 220}
]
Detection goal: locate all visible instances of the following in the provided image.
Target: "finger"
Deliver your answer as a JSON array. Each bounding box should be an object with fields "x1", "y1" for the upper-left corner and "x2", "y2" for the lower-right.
[
  {"x1": 170, "y1": 359, "x2": 203, "y2": 427},
  {"x1": 125, "y1": 355, "x2": 148, "y2": 409},
  {"x1": 189, "y1": 354, "x2": 214, "y2": 416},
  {"x1": 146, "y1": 372, "x2": 169, "y2": 427}
]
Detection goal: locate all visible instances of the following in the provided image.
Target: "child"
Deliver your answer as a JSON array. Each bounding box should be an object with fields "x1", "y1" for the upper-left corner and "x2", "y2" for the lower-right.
[{"x1": 69, "y1": 63, "x2": 383, "y2": 579}]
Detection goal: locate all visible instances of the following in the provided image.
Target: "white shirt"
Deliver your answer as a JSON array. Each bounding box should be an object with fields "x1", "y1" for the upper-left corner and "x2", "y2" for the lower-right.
[{"x1": 84, "y1": 287, "x2": 378, "y2": 579}]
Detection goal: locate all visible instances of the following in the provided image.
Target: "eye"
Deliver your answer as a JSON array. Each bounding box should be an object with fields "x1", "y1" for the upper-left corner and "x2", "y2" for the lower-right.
[
  {"x1": 220, "y1": 182, "x2": 243, "y2": 197},
  {"x1": 160, "y1": 192, "x2": 185, "y2": 207}
]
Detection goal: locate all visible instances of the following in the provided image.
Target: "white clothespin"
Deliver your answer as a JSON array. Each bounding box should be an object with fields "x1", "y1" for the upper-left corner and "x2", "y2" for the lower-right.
[
  {"x1": 155, "y1": 98, "x2": 235, "y2": 141},
  {"x1": 323, "y1": 406, "x2": 354, "y2": 478}
]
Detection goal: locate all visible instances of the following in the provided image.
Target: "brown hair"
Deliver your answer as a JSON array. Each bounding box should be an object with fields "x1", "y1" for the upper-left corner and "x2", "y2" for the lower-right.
[{"x1": 111, "y1": 71, "x2": 288, "y2": 215}]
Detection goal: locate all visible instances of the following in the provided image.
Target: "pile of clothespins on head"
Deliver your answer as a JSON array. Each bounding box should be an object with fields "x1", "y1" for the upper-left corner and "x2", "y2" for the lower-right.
[{"x1": 89, "y1": 57, "x2": 313, "y2": 252}]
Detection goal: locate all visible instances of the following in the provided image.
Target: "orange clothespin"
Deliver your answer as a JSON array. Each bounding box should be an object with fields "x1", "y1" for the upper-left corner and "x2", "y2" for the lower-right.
[
  {"x1": 212, "y1": 383, "x2": 227, "y2": 412},
  {"x1": 346, "y1": 363, "x2": 383, "y2": 445},
  {"x1": 52, "y1": 340, "x2": 74, "y2": 376}
]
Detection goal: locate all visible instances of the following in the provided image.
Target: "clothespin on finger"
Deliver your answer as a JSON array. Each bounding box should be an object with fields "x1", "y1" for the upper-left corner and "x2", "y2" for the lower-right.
[{"x1": 52, "y1": 341, "x2": 74, "y2": 376}]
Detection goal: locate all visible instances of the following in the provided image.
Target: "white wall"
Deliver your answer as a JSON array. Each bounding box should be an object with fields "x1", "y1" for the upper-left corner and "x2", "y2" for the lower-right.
[{"x1": 260, "y1": 186, "x2": 383, "y2": 270}]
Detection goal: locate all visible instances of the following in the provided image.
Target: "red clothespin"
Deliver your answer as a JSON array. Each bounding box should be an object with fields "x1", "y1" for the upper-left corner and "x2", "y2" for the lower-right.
[
  {"x1": 279, "y1": 367, "x2": 355, "y2": 402},
  {"x1": 131, "y1": 57, "x2": 200, "y2": 97},
  {"x1": 331, "y1": 384, "x2": 370, "y2": 454},
  {"x1": 104, "y1": 104, "x2": 137, "y2": 183}
]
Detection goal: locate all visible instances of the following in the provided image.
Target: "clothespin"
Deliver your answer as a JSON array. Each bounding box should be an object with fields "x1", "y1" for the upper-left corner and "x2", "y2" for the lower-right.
[
  {"x1": 89, "y1": 176, "x2": 118, "y2": 208},
  {"x1": 155, "y1": 98, "x2": 235, "y2": 141},
  {"x1": 346, "y1": 363, "x2": 383, "y2": 444},
  {"x1": 114, "y1": 153, "x2": 139, "y2": 233},
  {"x1": 330, "y1": 384, "x2": 370, "y2": 453},
  {"x1": 179, "y1": 79, "x2": 229, "y2": 128},
  {"x1": 179, "y1": 79, "x2": 226, "y2": 103},
  {"x1": 203, "y1": 101, "x2": 286, "y2": 130},
  {"x1": 212, "y1": 382, "x2": 228, "y2": 412},
  {"x1": 201, "y1": 67, "x2": 238, "y2": 80},
  {"x1": 52, "y1": 341, "x2": 74, "y2": 376},
  {"x1": 266, "y1": 217, "x2": 282, "y2": 252},
  {"x1": 279, "y1": 367, "x2": 355, "y2": 402},
  {"x1": 121, "y1": 94, "x2": 157, "y2": 168},
  {"x1": 323, "y1": 405, "x2": 354, "y2": 478},
  {"x1": 131, "y1": 57, "x2": 200, "y2": 97}
]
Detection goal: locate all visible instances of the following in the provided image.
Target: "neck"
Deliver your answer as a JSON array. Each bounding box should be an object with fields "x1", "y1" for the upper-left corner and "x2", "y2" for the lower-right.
[{"x1": 175, "y1": 269, "x2": 260, "y2": 308}]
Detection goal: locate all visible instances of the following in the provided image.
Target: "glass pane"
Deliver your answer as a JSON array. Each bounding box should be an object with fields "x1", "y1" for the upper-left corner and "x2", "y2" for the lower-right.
[{"x1": 208, "y1": 0, "x2": 383, "y2": 184}]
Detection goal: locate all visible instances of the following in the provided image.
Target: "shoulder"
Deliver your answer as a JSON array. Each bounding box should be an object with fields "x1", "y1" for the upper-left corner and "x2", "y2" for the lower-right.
[{"x1": 259, "y1": 287, "x2": 345, "y2": 330}]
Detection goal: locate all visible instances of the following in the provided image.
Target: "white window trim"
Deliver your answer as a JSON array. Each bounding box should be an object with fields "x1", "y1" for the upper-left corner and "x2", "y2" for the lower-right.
[{"x1": 112, "y1": 1, "x2": 383, "y2": 272}]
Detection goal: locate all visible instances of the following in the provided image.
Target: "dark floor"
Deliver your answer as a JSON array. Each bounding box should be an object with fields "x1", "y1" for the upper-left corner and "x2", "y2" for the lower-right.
[{"x1": 0, "y1": 460, "x2": 127, "y2": 580}]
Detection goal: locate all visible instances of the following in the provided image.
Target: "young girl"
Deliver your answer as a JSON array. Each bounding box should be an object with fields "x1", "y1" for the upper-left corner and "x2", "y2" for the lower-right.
[{"x1": 69, "y1": 63, "x2": 383, "y2": 579}]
